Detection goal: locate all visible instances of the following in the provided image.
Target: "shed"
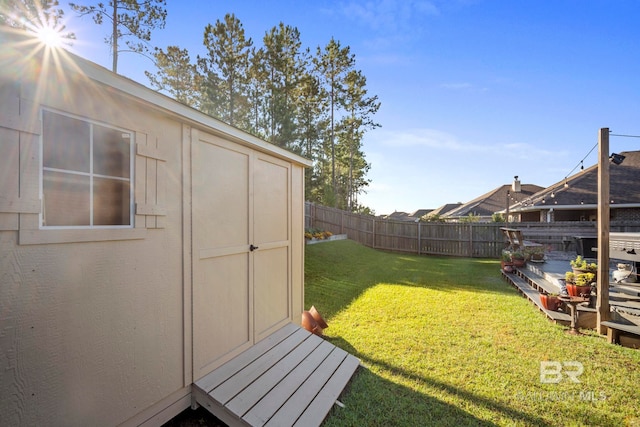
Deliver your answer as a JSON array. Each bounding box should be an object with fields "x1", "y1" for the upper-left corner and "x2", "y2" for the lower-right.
[{"x1": 0, "y1": 28, "x2": 356, "y2": 426}]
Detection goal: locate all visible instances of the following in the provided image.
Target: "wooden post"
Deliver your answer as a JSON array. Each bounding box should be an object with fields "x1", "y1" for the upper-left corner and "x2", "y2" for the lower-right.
[
  {"x1": 417, "y1": 222, "x2": 421, "y2": 255},
  {"x1": 597, "y1": 127, "x2": 611, "y2": 334},
  {"x1": 372, "y1": 218, "x2": 376, "y2": 249}
]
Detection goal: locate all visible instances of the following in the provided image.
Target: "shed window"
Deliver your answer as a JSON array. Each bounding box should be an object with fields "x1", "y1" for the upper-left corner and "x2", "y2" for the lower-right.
[{"x1": 41, "y1": 110, "x2": 133, "y2": 227}]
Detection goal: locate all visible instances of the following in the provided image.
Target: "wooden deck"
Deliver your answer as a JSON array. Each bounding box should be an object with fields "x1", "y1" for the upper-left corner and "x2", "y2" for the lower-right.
[
  {"x1": 192, "y1": 323, "x2": 360, "y2": 427},
  {"x1": 502, "y1": 256, "x2": 640, "y2": 341}
]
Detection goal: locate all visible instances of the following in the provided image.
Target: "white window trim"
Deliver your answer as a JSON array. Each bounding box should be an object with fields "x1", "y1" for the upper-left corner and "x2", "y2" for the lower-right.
[{"x1": 39, "y1": 108, "x2": 135, "y2": 230}]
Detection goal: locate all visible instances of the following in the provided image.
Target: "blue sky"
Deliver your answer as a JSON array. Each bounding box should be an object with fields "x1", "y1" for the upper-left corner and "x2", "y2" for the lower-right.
[{"x1": 60, "y1": 0, "x2": 640, "y2": 215}]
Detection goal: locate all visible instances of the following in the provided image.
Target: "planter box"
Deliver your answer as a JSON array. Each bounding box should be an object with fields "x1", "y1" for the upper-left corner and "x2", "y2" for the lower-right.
[{"x1": 306, "y1": 234, "x2": 348, "y2": 245}]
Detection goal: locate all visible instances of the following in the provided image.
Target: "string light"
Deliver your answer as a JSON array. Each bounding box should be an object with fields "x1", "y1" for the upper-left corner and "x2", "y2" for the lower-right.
[
  {"x1": 563, "y1": 141, "x2": 597, "y2": 182},
  {"x1": 510, "y1": 131, "x2": 636, "y2": 210},
  {"x1": 610, "y1": 133, "x2": 640, "y2": 138}
]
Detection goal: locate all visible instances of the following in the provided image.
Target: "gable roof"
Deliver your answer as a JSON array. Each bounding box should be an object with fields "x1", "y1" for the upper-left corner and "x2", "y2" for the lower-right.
[
  {"x1": 510, "y1": 150, "x2": 640, "y2": 212},
  {"x1": 445, "y1": 183, "x2": 544, "y2": 218},
  {"x1": 410, "y1": 209, "x2": 433, "y2": 218},
  {"x1": 429, "y1": 203, "x2": 463, "y2": 216}
]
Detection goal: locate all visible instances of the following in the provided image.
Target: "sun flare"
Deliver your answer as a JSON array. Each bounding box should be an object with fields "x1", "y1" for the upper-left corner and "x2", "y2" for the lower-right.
[{"x1": 35, "y1": 24, "x2": 63, "y2": 48}]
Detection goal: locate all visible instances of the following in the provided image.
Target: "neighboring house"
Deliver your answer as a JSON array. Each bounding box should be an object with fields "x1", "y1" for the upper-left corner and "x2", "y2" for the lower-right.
[
  {"x1": 380, "y1": 210, "x2": 412, "y2": 221},
  {"x1": 508, "y1": 150, "x2": 640, "y2": 222},
  {"x1": 381, "y1": 209, "x2": 434, "y2": 222},
  {"x1": 426, "y1": 203, "x2": 462, "y2": 218},
  {"x1": 410, "y1": 208, "x2": 433, "y2": 219},
  {"x1": 444, "y1": 177, "x2": 544, "y2": 222},
  {"x1": 0, "y1": 28, "x2": 318, "y2": 425}
]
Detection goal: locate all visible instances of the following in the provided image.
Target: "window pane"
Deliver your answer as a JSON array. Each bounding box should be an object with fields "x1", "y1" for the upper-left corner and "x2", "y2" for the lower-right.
[
  {"x1": 93, "y1": 177, "x2": 131, "y2": 226},
  {"x1": 42, "y1": 110, "x2": 90, "y2": 172},
  {"x1": 93, "y1": 125, "x2": 131, "y2": 178},
  {"x1": 43, "y1": 171, "x2": 90, "y2": 226}
]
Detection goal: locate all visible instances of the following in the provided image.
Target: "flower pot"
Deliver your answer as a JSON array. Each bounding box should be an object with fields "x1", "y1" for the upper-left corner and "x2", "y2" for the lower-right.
[
  {"x1": 511, "y1": 257, "x2": 526, "y2": 268},
  {"x1": 309, "y1": 305, "x2": 328, "y2": 329},
  {"x1": 501, "y1": 261, "x2": 514, "y2": 273},
  {"x1": 529, "y1": 253, "x2": 545, "y2": 263},
  {"x1": 540, "y1": 294, "x2": 561, "y2": 311},
  {"x1": 301, "y1": 311, "x2": 323, "y2": 335},
  {"x1": 566, "y1": 284, "x2": 591, "y2": 297}
]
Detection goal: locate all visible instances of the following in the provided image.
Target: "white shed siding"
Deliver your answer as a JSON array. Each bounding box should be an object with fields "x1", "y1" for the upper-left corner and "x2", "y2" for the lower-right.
[{"x1": 0, "y1": 28, "x2": 310, "y2": 426}]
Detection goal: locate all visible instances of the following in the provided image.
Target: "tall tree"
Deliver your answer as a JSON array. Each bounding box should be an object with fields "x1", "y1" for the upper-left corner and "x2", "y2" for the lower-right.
[
  {"x1": 1, "y1": 0, "x2": 74, "y2": 41},
  {"x1": 259, "y1": 22, "x2": 307, "y2": 149},
  {"x1": 295, "y1": 72, "x2": 326, "y2": 199},
  {"x1": 313, "y1": 38, "x2": 354, "y2": 206},
  {"x1": 246, "y1": 46, "x2": 269, "y2": 139},
  {"x1": 145, "y1": 45, "x2": 200, "y2": 108},
  {"x1": 69, "y1": 0, "x2": 167, "y2": 73},
  {"x1": 339, "y1": 69, "x2": 380, "y2": 210},
  {"x1": 198, "y1": 13, "x2": 252, "y2": 127}
]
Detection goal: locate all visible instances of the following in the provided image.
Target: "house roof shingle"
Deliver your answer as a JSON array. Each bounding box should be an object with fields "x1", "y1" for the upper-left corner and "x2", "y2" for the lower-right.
[
  {"x1": 510, "y1": 150, "x2": 640, "y2": 211},
  {"x1": 445, "y1": 183, "x2": 544, "y2": 218}
]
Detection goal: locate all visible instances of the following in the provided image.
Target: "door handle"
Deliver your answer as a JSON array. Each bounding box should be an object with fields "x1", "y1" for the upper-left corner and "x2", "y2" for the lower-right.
[{"x1": 249, "y1": 244, "x2": 259, "y2": 252}]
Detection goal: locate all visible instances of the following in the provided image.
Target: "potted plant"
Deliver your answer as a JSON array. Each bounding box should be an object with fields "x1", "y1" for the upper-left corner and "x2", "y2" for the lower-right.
[
  {"x1": 524, "y1": 245, "x2": 546, "y2": 263},
  {"x1": 540, "y1": 291, "x2": 561, "y2": 311},
  {"x1": 570, "y1": 255, "x2": 597, "y2": 275},
  {"x1": 564, "y1": 271, "x2": 575, "y2": 283},
  {"x1": 566, "y1": 272, "x2": 595, "y2": 297},
  {"x1": 501, "y1": 250, "x2": 515, "y2": 273},
  {"x1": 510, "y1": 249, "x2": 526, "y2": 268}
]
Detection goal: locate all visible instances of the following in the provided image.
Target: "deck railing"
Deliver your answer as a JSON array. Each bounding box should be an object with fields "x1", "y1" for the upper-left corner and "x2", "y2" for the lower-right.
[{"x1": 305, "y1": 202, "x2": 640, "y2": 258}]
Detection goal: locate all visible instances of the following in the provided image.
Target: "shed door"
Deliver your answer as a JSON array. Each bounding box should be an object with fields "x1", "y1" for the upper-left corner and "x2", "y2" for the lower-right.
[{"x1": 192, "y1": 134, "x2": 291, "y2": 380}]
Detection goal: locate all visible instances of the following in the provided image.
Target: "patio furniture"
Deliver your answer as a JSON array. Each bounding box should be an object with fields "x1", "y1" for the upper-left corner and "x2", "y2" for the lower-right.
[
  {"x1": 501, "y1": 227, "x2": 544, "y2": 251},
  {"x1": 559, "y1": 295, "x2": 590, "y2": 335}
]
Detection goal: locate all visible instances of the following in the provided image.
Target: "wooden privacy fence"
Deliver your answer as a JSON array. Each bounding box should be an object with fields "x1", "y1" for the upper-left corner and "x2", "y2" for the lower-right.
[{"x1": 305, "y1": 202, "x2": 640, "y2": 258}]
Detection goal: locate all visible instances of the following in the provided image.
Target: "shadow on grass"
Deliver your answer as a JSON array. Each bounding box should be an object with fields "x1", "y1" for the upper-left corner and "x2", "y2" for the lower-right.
[
  {"x1": 305, "y1": 240, "x2": 519, "y2": 320},
  {"x1": 324, "y1": 336, "x2": 552, "y2": 427}
]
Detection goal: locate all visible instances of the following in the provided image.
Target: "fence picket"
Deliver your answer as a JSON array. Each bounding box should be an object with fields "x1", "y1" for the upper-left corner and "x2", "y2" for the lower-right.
[{"x1": 305, "y1": 202, "x2": 640, "y2": 258}]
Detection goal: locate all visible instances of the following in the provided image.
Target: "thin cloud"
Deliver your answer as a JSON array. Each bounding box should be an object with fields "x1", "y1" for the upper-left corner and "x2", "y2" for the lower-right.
[
  {"x1": 372, "y1": 128, "x2": 565, "y2": 160},
  {"x1": 339, "y1": 0, "x2": 439, "y2": 33},
  {"x1": 440, "y1": 82, "x2": 489, "y2": 92},
  {"x1": 373, "y1": 128, "x2": 469, "y2": 151},
  {"x1": 440, "y1": 82, "x2": 473, "y2": 90}
]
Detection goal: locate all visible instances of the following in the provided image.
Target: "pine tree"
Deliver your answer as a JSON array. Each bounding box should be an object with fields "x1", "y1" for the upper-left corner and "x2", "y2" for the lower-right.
[
  {"x1": 198, "y1": 13, "x2": 252, "y2": 128},
  {"x1": 313, "y1": 38, "x2": 355, "y2": 206},
  {"x1": 259, "y1": 23, "x2": 308, "y2": 150},
  {"x1": 69, "y1": 0, "x2": 166, "y2": 73},
  {"x1": 145, "y1": 46, "x2": 200, "y2": 108},
  {"x1": 295, "y1": 73, "x2": 327, "y2": 201},
  {"x1": 339, "y1": 70, "x2": 380, "y2": 210}
]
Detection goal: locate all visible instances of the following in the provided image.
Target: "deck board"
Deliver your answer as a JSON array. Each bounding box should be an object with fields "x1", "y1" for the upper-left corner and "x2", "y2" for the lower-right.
[
  {"x1": 196, "y1": 323, "x2": 299, "y2": 393},
  {"x1": 211, "y1": 328, "x2": 309, "y2": 404},
  {"x1": 241, "y1": 340, "x2": 335, "y2": 426},
  {"x1": 294, "y1": 353, "x2": 361, "y2": 427},
  {"x1": 227, "y1": 333, "x2": 324, "y2": 415},
  {"x1": 193, "y1": 324, "x2": 360, "y2": 427},
  {"x1": 263, "y1": 346, "x2": 349, "y2": 427}
]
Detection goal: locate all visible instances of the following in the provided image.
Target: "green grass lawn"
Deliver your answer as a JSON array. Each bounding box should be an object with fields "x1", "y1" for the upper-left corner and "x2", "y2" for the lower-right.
[{"x1": 305, "y1": 240, "x2": 640, "y2": 427}]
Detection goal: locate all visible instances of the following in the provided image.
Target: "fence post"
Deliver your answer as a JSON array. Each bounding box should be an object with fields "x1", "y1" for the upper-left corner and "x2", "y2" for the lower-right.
[
  {"x1": 372, "y1": 218, "x2": 376, "y2": 249},
  {"x1": 417, "y1": 222, "x2": 421, "y2": 255}
]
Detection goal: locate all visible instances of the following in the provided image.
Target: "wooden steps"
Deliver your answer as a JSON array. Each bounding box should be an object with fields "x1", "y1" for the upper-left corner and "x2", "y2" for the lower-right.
[
  {"x1": 601, "y1": 320, "x2": 640, "y2": 345},
  {"x1": 503, "y1": 259, "x2": 640, "y2": 346},
  {"x1": 502, "y1": 269, "x2": 571, "y2": 325},
  {"x1": 193, "y1": 323, "x2": 360, "y2": 427}
]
